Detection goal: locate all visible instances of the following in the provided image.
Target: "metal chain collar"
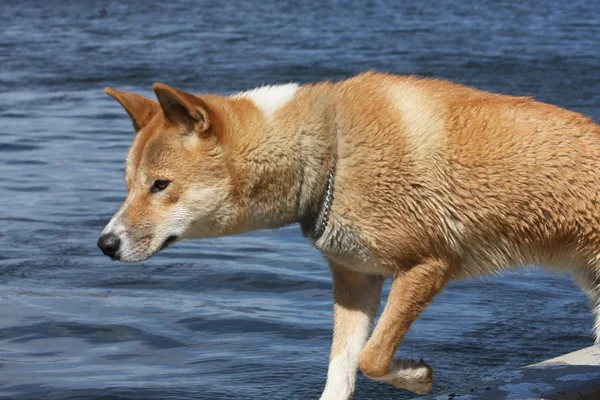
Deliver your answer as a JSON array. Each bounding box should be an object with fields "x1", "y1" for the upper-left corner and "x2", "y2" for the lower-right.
[{"x1": 313, "y1": 163, "x2": 335, "y2": 240}]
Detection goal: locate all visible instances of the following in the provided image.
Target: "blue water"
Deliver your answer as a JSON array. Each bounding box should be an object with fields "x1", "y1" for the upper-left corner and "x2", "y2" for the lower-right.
[{"x1": 0, "y1": 1, "x2": 599, "y2": 399}]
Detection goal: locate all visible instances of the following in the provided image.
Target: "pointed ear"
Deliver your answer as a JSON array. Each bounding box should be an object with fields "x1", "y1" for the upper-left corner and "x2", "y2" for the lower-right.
[
  {"x1": 152, "y1": 83, "x2": 210, "y2": 132},
  {"x1": 104, "y1": 88, "x2": 160, "y2": 132}
]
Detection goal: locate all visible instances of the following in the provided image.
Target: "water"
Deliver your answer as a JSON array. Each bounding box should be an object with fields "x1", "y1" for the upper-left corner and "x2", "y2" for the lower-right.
[{"x1": 0, "y1": 0, "x2": 599, "y2": 399}]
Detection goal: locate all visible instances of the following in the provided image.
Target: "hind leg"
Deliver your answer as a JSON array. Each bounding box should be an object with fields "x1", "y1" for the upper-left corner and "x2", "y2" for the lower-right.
[
  {"x1": 359, "y1": 258, "x2": 452, "y2": 394},
  {"x1": 571, "y1": 266, "x2": 600, "y2": 343}
]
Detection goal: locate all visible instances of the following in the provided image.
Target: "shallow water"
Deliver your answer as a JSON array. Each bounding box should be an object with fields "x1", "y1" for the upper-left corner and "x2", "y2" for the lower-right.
[{"x1": 0, "y1": 0, "x2": 599, "y2": 399}]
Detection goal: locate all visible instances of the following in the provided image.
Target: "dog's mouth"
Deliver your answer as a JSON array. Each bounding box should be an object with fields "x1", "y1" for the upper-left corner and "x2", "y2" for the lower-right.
[{"x1": 160, "y1": 235, "x2": 179, "y2": 251}]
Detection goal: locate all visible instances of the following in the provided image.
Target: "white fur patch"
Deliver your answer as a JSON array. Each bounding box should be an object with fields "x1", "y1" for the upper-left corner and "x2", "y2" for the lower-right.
[
  {"x1": 320, "y1": 331, "x2": 365, "y2": 400},
  {"x1": 571, "y1": 268, "x2": 600, "y2": 343},
  {"x1": 180, "y1": 185, "x2": 228, "y2": 238},
  {"x1": 388, "y1": 82, "x2": 444, "y2": 159},
  {"x1": 102, "y1": 195, "x2": 132, "y2": 237},
  {"x1": 233, "y1": 83, "x2": 299, "y2": 118},
  {"x1": 375, "y1": 358, "x2": 433, "y2": 395},
  {"x1": 100, "y1": 195, "x2": 137, "y2": 262},
  {"x1": 316, "y1": 215, "x2": 390, "y2": 276}
]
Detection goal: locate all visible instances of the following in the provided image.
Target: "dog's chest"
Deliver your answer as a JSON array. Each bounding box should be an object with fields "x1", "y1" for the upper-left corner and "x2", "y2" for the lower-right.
[{"x1": 313, "y1": 218, "x2": 389, "y2": 276}]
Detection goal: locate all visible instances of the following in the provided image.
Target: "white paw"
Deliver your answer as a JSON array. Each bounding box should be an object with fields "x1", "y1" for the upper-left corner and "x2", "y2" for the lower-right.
[{"x1": 374, "y1": 358, "x2": 433, "y2": 395}]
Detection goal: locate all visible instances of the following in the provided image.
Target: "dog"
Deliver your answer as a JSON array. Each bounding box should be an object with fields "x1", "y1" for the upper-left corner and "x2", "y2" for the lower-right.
[{"x1": 98, "y1": 71, "x2": 600, "y2": 399}]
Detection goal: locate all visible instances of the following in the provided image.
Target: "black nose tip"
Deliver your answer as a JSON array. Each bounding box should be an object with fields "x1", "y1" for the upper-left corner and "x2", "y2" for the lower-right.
[{"x1": 97, "y1": 233, "x2": 120, "y2": 258}]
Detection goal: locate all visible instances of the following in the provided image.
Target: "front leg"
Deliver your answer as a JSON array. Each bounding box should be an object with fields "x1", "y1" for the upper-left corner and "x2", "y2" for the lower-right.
[
  {"x1": 320, "y1": 262, "x2": 384, "y2": 400},
  {"x1": 359, "y1": 258, "x2": 452, "y2": 394}
]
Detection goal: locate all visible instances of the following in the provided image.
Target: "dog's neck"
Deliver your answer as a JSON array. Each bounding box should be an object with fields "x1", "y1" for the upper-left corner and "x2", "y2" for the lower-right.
[
  {"x1": 225, "y1": 83, "x2": 338, "y2": 234},
  {"x1": 300, "y1": 156, "x2": 336, "y2": 240}
]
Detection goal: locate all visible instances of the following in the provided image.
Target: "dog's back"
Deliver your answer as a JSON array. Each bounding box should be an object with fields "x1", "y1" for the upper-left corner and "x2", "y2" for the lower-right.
[{"x1": 329, "y1": 72, "x2": 600, "y2": 282}]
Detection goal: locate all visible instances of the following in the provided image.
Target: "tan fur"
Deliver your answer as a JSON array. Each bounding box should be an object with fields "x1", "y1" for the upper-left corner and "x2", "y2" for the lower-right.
[
  {"x1": 359, "y1": 258, "x2": 451, "y2": 394},
  {"x1": 101, "y1": 71, "x2": 600, "y2": 398}
]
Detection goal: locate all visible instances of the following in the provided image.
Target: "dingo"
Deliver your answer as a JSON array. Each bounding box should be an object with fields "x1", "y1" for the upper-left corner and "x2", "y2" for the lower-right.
[{"x1": 98, "y1": 72, "x2": 600, "y2": 399}]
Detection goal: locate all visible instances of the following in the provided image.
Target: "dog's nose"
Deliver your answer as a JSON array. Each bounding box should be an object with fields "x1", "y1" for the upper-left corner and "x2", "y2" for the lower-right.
[{"x1": 97, "y1": 233, "x2": 120, "y2": 258}]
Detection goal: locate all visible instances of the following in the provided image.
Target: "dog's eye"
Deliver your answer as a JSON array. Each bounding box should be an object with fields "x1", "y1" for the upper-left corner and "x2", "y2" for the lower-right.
[{"x1": 151, "y1": 179, "x2": 170, "y2": 193}]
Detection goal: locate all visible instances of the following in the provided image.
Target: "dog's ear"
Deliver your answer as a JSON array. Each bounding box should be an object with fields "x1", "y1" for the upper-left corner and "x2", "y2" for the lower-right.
[
  {"x1": 152, "y1": 83, "x2": 211, "y2": 133},
  {"x1": 104, "y1": 88, "x2": 160, "y2": 132}
]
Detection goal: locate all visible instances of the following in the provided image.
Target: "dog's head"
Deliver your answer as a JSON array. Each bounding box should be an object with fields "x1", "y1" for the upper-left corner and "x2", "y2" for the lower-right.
[{"x1": 97, "y1": 84, "x2": 240, "y2": 262}]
